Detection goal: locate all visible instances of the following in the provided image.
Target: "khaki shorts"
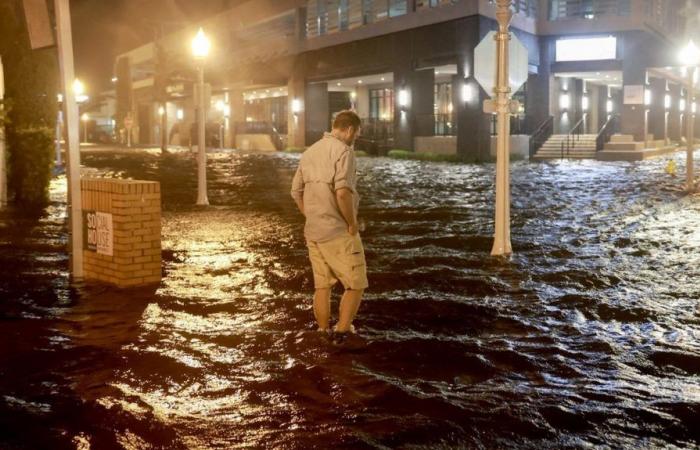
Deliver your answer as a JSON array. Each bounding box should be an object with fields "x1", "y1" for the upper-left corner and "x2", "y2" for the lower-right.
[{"x1": 307, "y1": 233, "x2": 369, "y2": 290}]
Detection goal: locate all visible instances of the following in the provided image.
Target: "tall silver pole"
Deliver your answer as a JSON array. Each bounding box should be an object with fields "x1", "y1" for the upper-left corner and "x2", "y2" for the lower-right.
[
  {"x1": 196, "y1": 65, "x2": 209, "y2": 205},
  {"x1": 491, "y1": 0, "x2": 513, "y2": 256},
  {"x1": 0, "y1": 56, "x2": 7, "y2": 208},
  {"x1": 55, "y1": 0, "x2": 84, "y2": 279},
  {"x1": 687, "y1": 67, "x2": 695, "y2": 192}
]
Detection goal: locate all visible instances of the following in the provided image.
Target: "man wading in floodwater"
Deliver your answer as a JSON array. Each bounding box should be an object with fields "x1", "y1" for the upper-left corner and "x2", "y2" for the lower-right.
[{"x1": 291, "y1": 110, "x2": 368, "y2": 345}]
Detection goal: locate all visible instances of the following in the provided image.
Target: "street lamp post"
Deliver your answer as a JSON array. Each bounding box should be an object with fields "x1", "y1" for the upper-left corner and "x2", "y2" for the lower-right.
[
  {"x1": 491, "y1": 0, "x2": 513, "y2": 256},
  {"x1": 192, "y1": 28, "x2": 210, "y2": 206},
  {"x1": 680, "y1": 40, "x2": 700, "y2": 192}
]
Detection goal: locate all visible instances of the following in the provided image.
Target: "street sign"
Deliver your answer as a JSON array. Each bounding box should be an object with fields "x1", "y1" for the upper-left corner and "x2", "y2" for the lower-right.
[
  {"x1": 474, "y1": 31, "x2": 529, "y2": 97},
  {"x1": 22, "y1": 0, "x2": 55, "y2": 49}
]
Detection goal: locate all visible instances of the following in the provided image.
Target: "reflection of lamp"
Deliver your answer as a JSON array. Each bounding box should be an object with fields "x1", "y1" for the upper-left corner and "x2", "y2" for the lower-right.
[
  {"x1": 664, "y1": 94, "x2": 671, "y2": 110},
  {"x1": 559, "y1": 93, "x2": 570, "y2": 110},
  {"x1": 398, "y1": 89, "x2": 409, "y2": 109},
  {"x1": 606, "y1": 99, "x2": 613, "y2": 113},
  {"x1": 582, "y1": 96, "x2": 589, "y2": 111},
  {"x1": 192, "y1": 27, "x2": 210, "y2": 206},
  {"x1": 644, "y1": 89, "x2": 651, "y2": 106}
]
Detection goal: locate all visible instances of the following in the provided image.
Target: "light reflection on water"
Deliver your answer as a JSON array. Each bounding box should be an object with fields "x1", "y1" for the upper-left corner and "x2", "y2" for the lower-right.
[{"x1": 1, "y1": 150, "x2": 700, "y2": 448}]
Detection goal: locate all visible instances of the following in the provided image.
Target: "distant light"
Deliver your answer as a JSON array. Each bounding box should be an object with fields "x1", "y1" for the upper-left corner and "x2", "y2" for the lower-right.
[
  {"x1": 350, "y1": 91, "x2": 357, "y2": 99},
  {"x1": 693, "y1": 102, "x2": 697, "y2": 114},
  {"x1": 582, "y1": 96, "x2": 589, "y2": 111},
  {"x1": 358, "y1": 80, "x2": 363, "y2": 84},
  {"x1": 678, "y1": 40, "x2": 700, "y2": 66},
  {"x1": 337, "y1": 82, "x2": 341, "y2": 87},
  {"x1": 158, "y1": 106, "x2": 165, "y2": 116},
  {"x1": 291, "y1": 98, "x2": 302, "y2": 114},
  {"x1": 223, "y1": 105, "x2": 231, "y2": 118},
  {"x1": 72, "y1": 78, "x2": 85, "y2": 96},
  {"x1": 111, "y1": 77, "x2": 118, "y2": 83},
  {"x1": 81, "y1": 113, "x2": 89, "y2": 121},
  {"x1": 76, "y1": 94, "x2": 89, "y2": 104},
  {"x1": 559, "y1": 93, "x2": 570, "y2": 110},
  {"x1": 57, "y1": 93, "x2": 63, "y2": 103},
  {"x1": 380, "y1": 77, "x2": 385, "y2": 81},
  {"x1": 111, "y1": 119, "x2": 116, "y2": 128},
  {"x1": 680, "y1": 98, "x2": 686, "y2": 111},
  {"x1": 644, "y1": 89, "x2": 652, "y2": 106},
  {"x1": 606, "y1": 99, "x2": 613, "y2": 113},
  {"x1": 665, "y1": 94, "x2": 671, "y2": 109},
  {"x1": 192, "y1": 27, "x2": 210, "y2": 59},
  {"x1": 177, "y1": 109, "x2": 184, "y2": 120},
  {"x1": 216, "y1": 100, "x2": 225, "y2": 111},
  {"x1": 435, "y1": 71, "x2": 440, "y2": 74},
  {"x1": 398, "y1": 89, "x2": 409, "y2": 108}
]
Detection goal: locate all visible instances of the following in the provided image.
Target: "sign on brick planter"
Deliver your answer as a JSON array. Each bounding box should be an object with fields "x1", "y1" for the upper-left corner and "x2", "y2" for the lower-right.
[{"x1": 81, "y1": 178, "x2": 162, "y2": 288}]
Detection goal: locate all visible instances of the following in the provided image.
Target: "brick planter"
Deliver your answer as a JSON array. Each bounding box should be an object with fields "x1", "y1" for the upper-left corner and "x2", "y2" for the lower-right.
[{"x1": 81, "y1": 178, "x2": 162, "y2": 288}]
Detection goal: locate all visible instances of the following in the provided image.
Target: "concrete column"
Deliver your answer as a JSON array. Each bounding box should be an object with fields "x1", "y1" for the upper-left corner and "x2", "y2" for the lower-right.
[
  {"x1": 648, "y1": 77, "x2": 666, "y2": 142},
  {"x1": 587, "y1": 85, "x2": 600, "y2": 134},
  {"x1": 305, "y1": 82, "x2": 329, "y2": 145},
  {"x1": 229, "y1": 89, "x2": 244, "y2": 148},
  {"x1": 454, "y1": 55, "x2": 491, "y2": 160},
  {"x1": 668, "y1": 82, "x2": 681, "y2": 143},
  {"x1": 393, "y1": 64, "x2": 435, "y2": 150},
  {"x1": 620, "y1": 54, "x2": 647, "y2": 141},
  {"x1": 287, "y1": 57, "x2": 306, "y2": 148},
  {"x1": 355, "y1": 85, "x2": 370, "y2": 118}
]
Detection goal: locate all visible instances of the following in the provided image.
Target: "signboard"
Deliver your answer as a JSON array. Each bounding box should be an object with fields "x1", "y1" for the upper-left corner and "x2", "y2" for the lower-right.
[
  {"x1": 83, "y1": 210, "x2": 113, "y2": 256},
  {"x1": 624, "y1": 85, "x2": 644, "y2": 105},
  {"x1": 474, "y1": 31, "x2": 529, "y2": 97},
  {"x1": 22, "y1": 0, "x2": 55, "y2": 49}
]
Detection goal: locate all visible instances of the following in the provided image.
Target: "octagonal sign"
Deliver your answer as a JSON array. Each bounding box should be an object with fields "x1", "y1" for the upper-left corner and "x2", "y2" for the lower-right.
[{"x1": 474, "y1": 31, "x2": 529, "y2": 97}]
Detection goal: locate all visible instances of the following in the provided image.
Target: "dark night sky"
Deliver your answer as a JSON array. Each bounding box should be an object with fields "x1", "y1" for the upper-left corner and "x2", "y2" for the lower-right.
[{"x1": 71, "y1": 0, "x2": 245, "y2": 94}]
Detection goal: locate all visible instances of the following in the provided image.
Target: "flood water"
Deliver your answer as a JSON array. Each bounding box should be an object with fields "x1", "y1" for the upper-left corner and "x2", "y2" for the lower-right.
[{"x1": 1, "y1": 147, "x2": 699, "y2": 449}]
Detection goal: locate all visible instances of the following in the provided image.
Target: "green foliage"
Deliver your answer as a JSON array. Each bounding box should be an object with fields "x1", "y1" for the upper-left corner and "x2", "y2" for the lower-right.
[
  {"x1": 354, "y1": 150, "x2": 368, "y2": 157},
  {"x1": 6, "y1": 127, "x2": 54, "y2": 206},
  {"x1": 284, "y1": 147, "x2": 306, "y2": 153},
  {"x1": 387, "y1": 149, "x2": 461, "y2": 163}
]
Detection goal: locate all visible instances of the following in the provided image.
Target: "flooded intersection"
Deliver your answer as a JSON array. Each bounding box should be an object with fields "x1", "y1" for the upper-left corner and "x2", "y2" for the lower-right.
[{"x1": 1, "y1": 148, "x2": 699, "y2": 449}]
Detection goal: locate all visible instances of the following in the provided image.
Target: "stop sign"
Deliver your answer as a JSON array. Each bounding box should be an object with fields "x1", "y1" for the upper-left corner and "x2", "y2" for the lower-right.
[{"x1": 474, "y1": 31, "x2": 529, "y2": 97}]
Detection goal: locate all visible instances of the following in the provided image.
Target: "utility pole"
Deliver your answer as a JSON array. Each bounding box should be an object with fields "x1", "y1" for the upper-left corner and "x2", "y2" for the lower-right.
[
  {"x1": 491, "y1": 0, "x2": 513, "y2": 257},
  {"x1": 55, "y1": 0, "x2": 84, "y2": 279}
]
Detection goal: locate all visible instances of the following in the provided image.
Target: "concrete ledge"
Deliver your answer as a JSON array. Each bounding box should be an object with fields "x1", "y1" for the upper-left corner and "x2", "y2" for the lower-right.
[
  {"x1": 490, "y1": 135, "x2": 529, "y2": 159},
  {"x1": 414, "y1": 136, "x2": 457, "y2": 155},
  {"x1": 597, "y1": 145, "x2": 681, "y2": 161},
  {"x1": 236, "y1": 134, "x2": 276, "y2": 151},
  {"x1": 610, "y1": 134, "x2": 634, "y2": 143},
  {"x1": 604, "y1": 142, "x2": 645, "y2": 151}
]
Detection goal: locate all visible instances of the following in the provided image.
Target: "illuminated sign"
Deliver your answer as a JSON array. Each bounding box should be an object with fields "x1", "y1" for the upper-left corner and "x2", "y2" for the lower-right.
[{"x1": 555, "y1": 37, "x2": 617, "y2": 62}]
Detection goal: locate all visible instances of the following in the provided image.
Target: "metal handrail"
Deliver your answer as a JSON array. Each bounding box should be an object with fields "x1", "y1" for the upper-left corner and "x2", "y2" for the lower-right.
[
  {"x1": 529, "y1": 115, "x2": 554, "y2": 157},
  {"x1": 561, "y1": 116, "x2": 585, "y2": 158},
  {"x1": 595, "y1": 114, "x2": 619, "y2": 151}
]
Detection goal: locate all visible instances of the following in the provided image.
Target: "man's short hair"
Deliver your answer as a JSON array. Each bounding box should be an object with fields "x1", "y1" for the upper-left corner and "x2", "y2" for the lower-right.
[{"x1": 332, "y1": 110, "x2": 361, "y2": 131}]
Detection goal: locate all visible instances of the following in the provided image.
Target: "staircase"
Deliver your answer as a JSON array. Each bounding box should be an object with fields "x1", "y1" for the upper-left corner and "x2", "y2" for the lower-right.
[{"x1": 533, "y1": 134, "x2": 598, "y2": 159}]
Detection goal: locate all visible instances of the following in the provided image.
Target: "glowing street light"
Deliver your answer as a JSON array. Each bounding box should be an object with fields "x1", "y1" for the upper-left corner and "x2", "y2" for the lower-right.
[
  {"x1": 192, "y1": 27, "x2": 210, "y2": 206},
  {"x1": 679, "y1": 39, "x2": 700, "y2": 192},
  {"x1": 72, "y1": 78, "x2": 88, "y2": 103}
]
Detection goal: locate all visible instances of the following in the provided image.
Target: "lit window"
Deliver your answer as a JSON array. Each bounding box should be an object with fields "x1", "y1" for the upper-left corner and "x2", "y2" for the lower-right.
[{"x1": 555, "y1": 36, "x2": 617, "y2": 62}]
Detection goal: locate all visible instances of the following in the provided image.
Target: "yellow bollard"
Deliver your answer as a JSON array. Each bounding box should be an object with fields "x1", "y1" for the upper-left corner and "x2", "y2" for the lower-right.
[{"x1": 666, "y1": 159, "x2": 677, "y2": 177}]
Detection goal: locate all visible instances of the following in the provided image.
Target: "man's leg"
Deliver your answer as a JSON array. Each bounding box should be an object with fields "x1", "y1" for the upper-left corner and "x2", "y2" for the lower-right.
[
  {"x1": 336, "y1": 288, "x2": 364, "y2": 333},
  {"x1": 313, "y1": 288, "x2": 332, "y2": 331}
]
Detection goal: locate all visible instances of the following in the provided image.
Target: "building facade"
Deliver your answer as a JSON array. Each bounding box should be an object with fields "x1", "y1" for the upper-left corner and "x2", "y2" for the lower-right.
[{"x1": 112, "y1": 0, "x2": 692, "y2": 159}]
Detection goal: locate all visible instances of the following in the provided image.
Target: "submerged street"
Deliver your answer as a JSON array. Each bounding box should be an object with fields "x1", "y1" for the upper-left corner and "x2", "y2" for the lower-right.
[{"x1": 1, "y1": 148, "x2": 700, "y2": 448}]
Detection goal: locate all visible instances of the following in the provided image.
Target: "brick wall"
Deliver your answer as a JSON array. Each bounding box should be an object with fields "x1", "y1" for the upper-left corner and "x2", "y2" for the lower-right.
[{"x1": 81, "y1": 178, "x2": 162, "y2": 288}]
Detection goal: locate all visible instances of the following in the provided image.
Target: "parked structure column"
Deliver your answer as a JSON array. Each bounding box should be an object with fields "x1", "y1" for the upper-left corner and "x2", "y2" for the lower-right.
[
  {"x1": 305, "y1": 82, "x2": 329, "y2": 145},
  {"x1": 668, "y1": 82, "x2": 682, "y2": 142},
  {"x1": 648, "y1": 76, "x2": 666, "y2": 143},
  {"x1": 287, "y1": 57, "x2": 306, "y2": 149},
  {"x1": 229, "y1": 89, "x2": 244, "y2": 148},
  {"x1": 620, "y1": 55, "x2": 647, "y2": 141}
]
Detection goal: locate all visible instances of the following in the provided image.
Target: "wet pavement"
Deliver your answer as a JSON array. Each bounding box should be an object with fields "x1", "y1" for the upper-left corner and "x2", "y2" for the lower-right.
[{"x1": 1, "y1": 147, "x2": 700, "y2": 449}]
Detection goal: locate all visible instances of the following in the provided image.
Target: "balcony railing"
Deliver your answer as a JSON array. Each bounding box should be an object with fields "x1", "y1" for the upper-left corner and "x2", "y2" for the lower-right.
[{"x1": 548, "y1": 0, "x2": 631, "y2": 20}]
